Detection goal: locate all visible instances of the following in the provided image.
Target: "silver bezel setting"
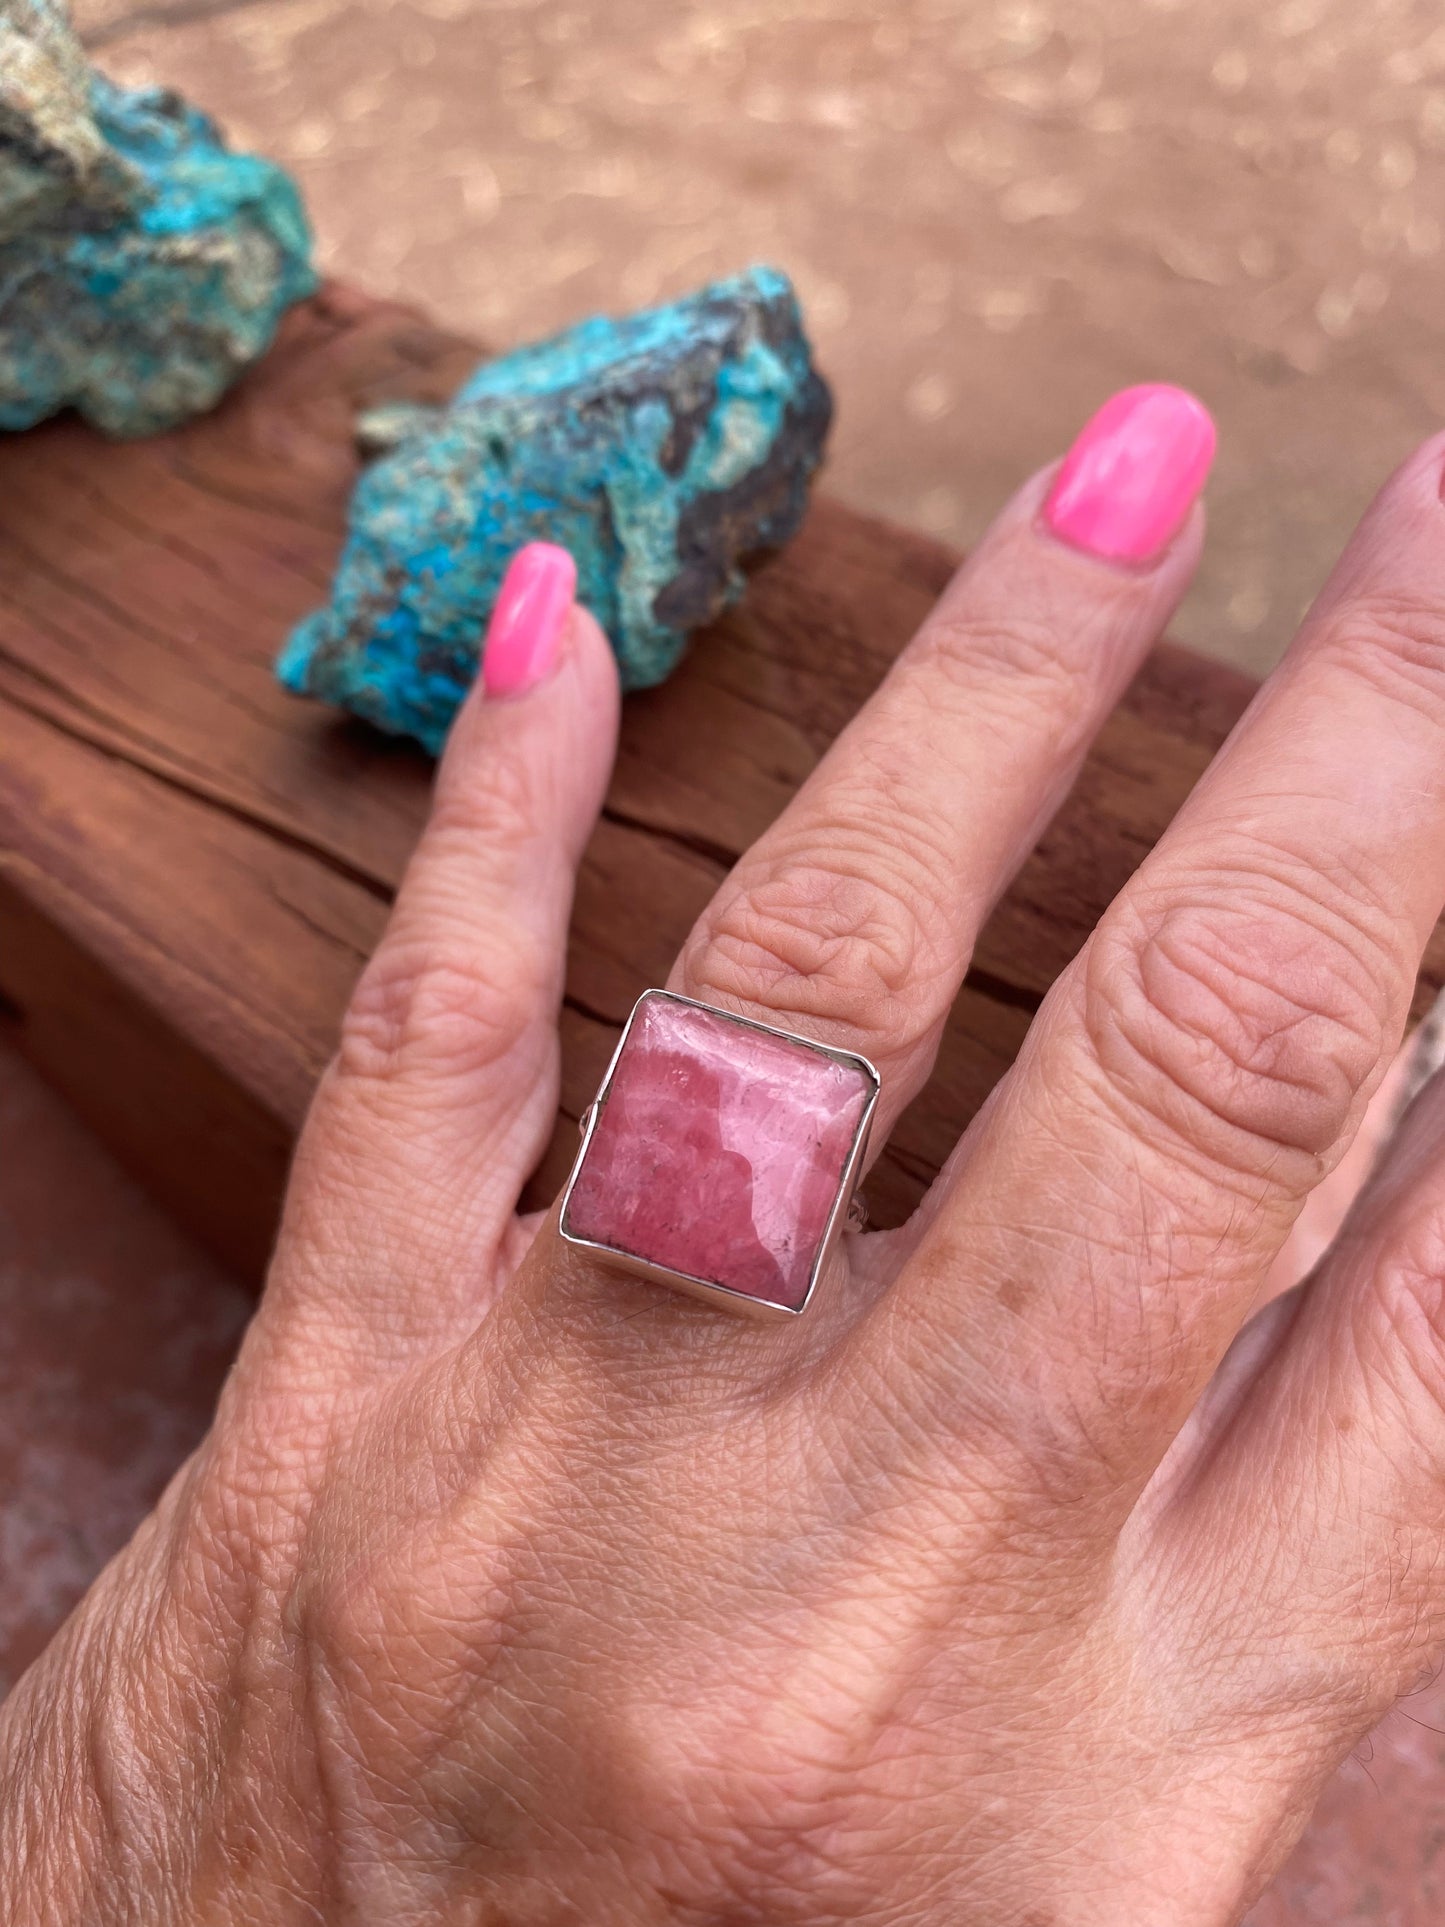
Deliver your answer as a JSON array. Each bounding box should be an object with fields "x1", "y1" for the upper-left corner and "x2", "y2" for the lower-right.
[{"x1": 558, "y1": 989, "x2": 880, "y2": 1322}]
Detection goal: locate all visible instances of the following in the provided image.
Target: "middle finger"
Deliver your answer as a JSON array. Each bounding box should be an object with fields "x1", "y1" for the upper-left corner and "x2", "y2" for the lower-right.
[{"x1": 673, "y1": 384, "x2": 1215, "y2": 1150}]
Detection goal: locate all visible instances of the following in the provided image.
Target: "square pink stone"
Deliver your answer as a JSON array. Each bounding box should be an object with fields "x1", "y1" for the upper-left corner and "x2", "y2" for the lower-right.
[{"x1": 562, "y1": 994, "x2": 877, "y2": 1312}]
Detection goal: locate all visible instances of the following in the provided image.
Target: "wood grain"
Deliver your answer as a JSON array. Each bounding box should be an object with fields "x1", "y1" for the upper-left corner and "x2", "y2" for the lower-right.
[{"x1": 2, "y1": 286, "x2": 1438, "y2": 1280}]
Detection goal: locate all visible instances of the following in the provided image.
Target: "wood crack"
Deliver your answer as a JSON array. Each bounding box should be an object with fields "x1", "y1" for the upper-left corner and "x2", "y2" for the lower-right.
[
  {"x1": 0, "y1": 680, "x2": 395, "y2": 905},
  {"x1": 166, "y1": 447, "x2": 352, "y2": 533},
  {"x1": 0, "y1": 844, "x2": 318, "y2": 1106},
  {"x1": 563, "y1": 990, "x2": 625, "y2": 1033},
  {"x1": 263, "y1": 880, "x2": 377, "y2": 964},
  {"x1": 874, "y1": 1142, "x2": 932, "y2": 1182},
  {"x1": 599, "y1": 803, "x2": 735, "y2": 874},
  {"x1": 963, "y1": 965, "x2": 1046, "y2": 1016},
  {"x1": 51, "y1": 450, "x2": 248, "y2": 590}
]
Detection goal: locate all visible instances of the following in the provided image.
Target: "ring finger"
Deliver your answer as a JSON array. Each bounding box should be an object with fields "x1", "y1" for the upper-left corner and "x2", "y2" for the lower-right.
[{"x1": 890, "y1": 426, "x2": 1445, "y2": 1517}]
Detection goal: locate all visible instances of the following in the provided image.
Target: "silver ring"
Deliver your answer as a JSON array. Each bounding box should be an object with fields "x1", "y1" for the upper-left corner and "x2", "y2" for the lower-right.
[{"x1": 559, "y1": 990, "x2": 880, "y2": 1321}]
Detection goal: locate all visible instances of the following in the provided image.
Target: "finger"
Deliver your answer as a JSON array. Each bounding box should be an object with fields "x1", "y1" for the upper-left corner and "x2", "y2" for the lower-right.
[
  {"x1": 1157, "y1": 1068, "x2": 1445, "y2": 1734},
  {"x1": 274, "y1": 544, "x2": 620, "y2": 1353},
  {"x1": 894, "y1": 429, "x2": 1445, "y2": 1507},
  {"x1": 1261, "y1": 1035, "x2": 1415, "y2": 1303},
  {"x1": 496, "y1": 389, "x2": 1210, "y2": 1382},
  {"x1": 674, "y1": 384, "x2": 1215, "y2": 1147}
]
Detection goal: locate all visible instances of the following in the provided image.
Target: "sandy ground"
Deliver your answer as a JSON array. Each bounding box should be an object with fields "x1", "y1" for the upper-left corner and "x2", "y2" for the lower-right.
[{"x1": 73, "y1": 0, "x2": 1445, "y2": 679}]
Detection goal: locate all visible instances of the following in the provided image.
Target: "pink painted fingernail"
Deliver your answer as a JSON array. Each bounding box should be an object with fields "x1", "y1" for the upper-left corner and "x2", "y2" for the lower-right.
[
  {"x1": 1044, "y1": 384, "x2": 1217, "y2": 564},
  {"x1": 482, "y1": 543, "x2": 577, "y2": 699}
]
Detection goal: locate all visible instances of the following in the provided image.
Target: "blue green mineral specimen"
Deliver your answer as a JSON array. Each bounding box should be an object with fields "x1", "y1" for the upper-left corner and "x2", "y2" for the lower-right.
[
  {"x1": 277, "y1": 266, "x2": 833, "y2": 753},
  {"x1": 0, "y1": 0, "x2": 317, "y2": 436}
]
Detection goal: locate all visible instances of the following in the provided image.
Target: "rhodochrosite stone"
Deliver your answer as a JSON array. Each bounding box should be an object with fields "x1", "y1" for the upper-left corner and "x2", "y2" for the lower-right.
[{"x1": 564, "y1": 995, "x2": 874, "y2": 1312}]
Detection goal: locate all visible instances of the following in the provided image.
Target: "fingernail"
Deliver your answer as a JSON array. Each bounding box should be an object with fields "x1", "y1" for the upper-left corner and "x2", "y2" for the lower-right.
[
  {"x1": 482, "y1": 543, "x2": 577, "y2": 699},
  {"x1": 1044, "y1": 384, "x2": 1217, "y2": 564}
]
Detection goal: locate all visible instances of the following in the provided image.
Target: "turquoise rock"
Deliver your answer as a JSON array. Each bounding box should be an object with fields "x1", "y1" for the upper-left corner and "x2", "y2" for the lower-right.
[
  {"x1": 278, "y1": 266, "x2": 832, "y2": 753},
  {"x1": 0, "y1": 0, "x2": 317, "y2": 436}
]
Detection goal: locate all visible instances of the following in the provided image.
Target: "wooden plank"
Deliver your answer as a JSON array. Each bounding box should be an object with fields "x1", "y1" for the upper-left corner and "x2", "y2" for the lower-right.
[{"x1": 2, "y1": 286, "x2": 1439, "y2": 1280}]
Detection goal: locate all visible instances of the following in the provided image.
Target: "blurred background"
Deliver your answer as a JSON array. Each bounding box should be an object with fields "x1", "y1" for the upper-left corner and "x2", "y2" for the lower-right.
[
  {"x1": 9, "y1": 5, "x2": 1445, "y2": 1914},
  {"x1": 74, "y1": 0, "x2": 1445, "y2": 678}
]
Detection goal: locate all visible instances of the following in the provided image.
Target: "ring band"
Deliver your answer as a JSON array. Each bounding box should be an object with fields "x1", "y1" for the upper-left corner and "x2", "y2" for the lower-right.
[{"x1": 559, "y1": 990, "x2": 881, "y2": 1321}]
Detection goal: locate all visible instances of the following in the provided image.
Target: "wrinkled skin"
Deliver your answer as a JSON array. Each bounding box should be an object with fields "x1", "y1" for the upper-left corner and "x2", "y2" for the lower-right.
[{"x1": 8, "y1": 426, "x2": 1445, "y2": 1927}]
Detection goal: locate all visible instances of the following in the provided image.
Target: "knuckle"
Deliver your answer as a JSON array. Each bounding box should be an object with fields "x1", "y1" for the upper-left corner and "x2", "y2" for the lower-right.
[
  {"x1": 894, "y1": 1222, "x2": 1197, "y2": 1509},
  {"x1": 334, "y1": 749, "x2": 559, "y2": 1092},
  {"x1": 432, "y1": 738, "x2": 546, "y2": 851},
  {"x1": 918, "y1": 604, "x2": 1093, "y2": 723},
  {"x1": 1086, "y1": 867, "x2": 1403, "y2": 1185},
  {"x1": 1329, "y1": 1225, "x2": 1445, "y2": 1671},
  {"x1": 1356, "y1": 1218, "x2": 1445, "y2": 1433},
  {"x1": 683, "y1": 857, "x2": 943, "y2": 1053},
  {"x1": 338, "y1": 934, "x2": 545, "y2": 1088},
  {"x1": 1312, "y1": 588, "x2": 1445, "y2": 710}
]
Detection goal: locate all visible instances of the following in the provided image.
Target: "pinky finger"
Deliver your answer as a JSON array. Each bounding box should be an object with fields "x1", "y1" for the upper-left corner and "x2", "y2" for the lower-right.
[{"x1": 1162, "y1": 1069, "x2": 1445, "y2": 1722}]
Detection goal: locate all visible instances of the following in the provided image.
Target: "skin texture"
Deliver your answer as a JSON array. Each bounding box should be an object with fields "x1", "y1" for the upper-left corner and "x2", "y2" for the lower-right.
[{"x1": 7, "y1": 409, "x2": 1445, "y2": 1926}]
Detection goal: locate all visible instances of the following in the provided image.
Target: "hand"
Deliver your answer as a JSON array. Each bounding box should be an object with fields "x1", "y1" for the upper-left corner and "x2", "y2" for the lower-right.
[{"x1": 7, "y1": 385, "x2": 1445, "y2": 1927}]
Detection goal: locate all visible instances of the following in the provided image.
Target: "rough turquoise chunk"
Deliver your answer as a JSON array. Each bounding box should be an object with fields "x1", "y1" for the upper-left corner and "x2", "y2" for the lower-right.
[
  {"x1": 0, "y1": 0, "x2": 317, "y2": 436},
  {"x1": 277, "y1": 266, "x2": 832, "y2": 754}
]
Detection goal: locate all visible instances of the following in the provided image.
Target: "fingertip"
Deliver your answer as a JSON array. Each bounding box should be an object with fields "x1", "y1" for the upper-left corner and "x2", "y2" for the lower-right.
[
  {"x1": 455, "y1": 541, "x2": 618, "y2": 727},
  {"x1": 1042, "y1": 383, "x2": 1217, "y2": 568},
  {"x1": 482, "y1": 542, "x2": 578, "y2": 701},
  {"x1": 1381, "y1": 424, "x2": 1445, "y2": 505}
]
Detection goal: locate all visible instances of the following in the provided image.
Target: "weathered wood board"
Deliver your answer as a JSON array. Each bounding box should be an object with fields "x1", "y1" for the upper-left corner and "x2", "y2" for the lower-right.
[{"x1": 2, "y1": 286, "x2": 1438, "y2": 1282}]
